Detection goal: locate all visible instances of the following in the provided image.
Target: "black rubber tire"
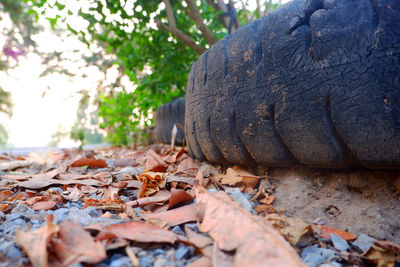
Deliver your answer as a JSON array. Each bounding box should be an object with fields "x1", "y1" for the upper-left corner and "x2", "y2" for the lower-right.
[
  {"x1": 185, "y1": 0, "x2": 400, "y2": 169},
  {"x1": 155, "y1": 97, "x2": 185, "y2": 145}
]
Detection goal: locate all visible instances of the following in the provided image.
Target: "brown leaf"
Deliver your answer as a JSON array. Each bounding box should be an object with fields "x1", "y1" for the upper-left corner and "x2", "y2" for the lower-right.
[
  {"x1": 126, "y1": 195, "x2": 170, "y2": 207},
  {"x1": 52, "y1": 221, "x2": 106, "y2": 265},
  {"x1": 265, "y1": 214, "x2": 310, "y2": 246},
  {"x1": 364, "y1": 245, "x2": 400, "y2": 267},
  {"x1": 138, "y1": 172, "x2": 167, "y2": 197},
  {"x1": 259, "y1": 194, "x2": 276, "y2": 205},
  {"x1": 195, "y1": 186, "x2": 303, "y2": 266},
  {"x1": 32, "y1": 200, "x2": 57, "y2": 211},
  {"x1": 147, "y1": 164, "x2": 168, "y2": 172},
  {"x1": 17, "y1": 178, "x2": 102, "y2": 189},
  {"x1": 0, "y1": 190, "x2": 13, "y2": 201},
  {"x1": 215, "y1": 166, "x2": 259, "y2": 186},
  {"x1": 167, "y1": 175, "x2": 196, "y2": 185},
  {"x1": 112, "y1": 157, "x2": 136, "y2": 167},
  {"x1": 0, "y1": 160, "x2": 32, "y2": 171},
  {"x1": 374, "y1": 240, "x2": 400, "y2": 254},
  {"x1": 31, "y1": 169, "x2": 59, "y2": 180},
  {"x1": 141, "y1": 204, "x2": 198, "y2": 226},
  {"x1": 96, "y1": 221, "x2": 177, "y2": 243},
  {"x1": 310, "y1": 225, "x2": 356, "y2": 241},
  {"x1": 168, "y1": 189, "x2": 193, "y2": 209},
  {"x1": 186, "y1": 256, "x2": 212, "y2": 267},
  {"x1": 58, "y1": 173, "x2": 91, "y2": 180},
  {"x1": 71, "y1": 158, "x2": 108, "y2": 168},
  {"x1": 185, "y1": 226, "x2": 213, "y2": 249},
  {"x1": 15, "y1": 216, "x2": 59, "y2": 267}
]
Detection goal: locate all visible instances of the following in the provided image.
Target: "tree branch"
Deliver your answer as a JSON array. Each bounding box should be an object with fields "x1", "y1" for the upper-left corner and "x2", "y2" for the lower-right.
[
  {"x1": 184, "y1": 0, "x2": 218, "y2": 45},
  {"x1": 256, "y1": 0, "x2": 262, "y2": 18},
  {"x1": 162, "y1": 0, "x2": 176, "y2": 28},
  {"x1": 240, "y1": 0, "x2": 250, "y2": 23},
  {"x1": 154, "y1": 19, "x2": 206, "y2": 54}
]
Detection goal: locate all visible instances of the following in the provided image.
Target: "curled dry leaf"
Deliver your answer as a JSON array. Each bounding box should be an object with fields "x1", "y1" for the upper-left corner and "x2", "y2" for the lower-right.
[
  {"x1": 32, "y1": 200, "x2": 57, "y2": 211},
  {"x1": 310, "y1": 225, "x2": 356, "y2": 241},
  {"x1": 126, "y1": 194, "x2": 170, "y2": 207},
  {"x1": 374, "y1": 240, "x2": 400, "y2": 254},
  {"x1": 138, "y1": 172, "x2": 167, "y2": 197},
  {"x1": 168, "y1": 188, "x2": 193, "y2": 209},
  {"x1": 15, "y1": 216, "x2": 59, "y2": 267},
  {"x1": 364, "y1": 245, "x2": 400, "y2": 267},
  {"x1": 52, "y1": 221, "x2": 106, "y2": 265},
  {"x1": 265, "y1": 213, "x2": 310, "y2": 246},
  {"x1": 71, "y1": 158, "x2": 108, "y2": 168},
  {"x1": 141, "y1": 204, "x2": 198, "y2": 227},
  {"x1": 17, "y1": 178, "x2": 101, "y2": 189},
  {"x1": 96, "y1": 221, "x2": 177, "y2": 244},
  {"x1": 215, "y1": 166, "x2": 259, "y2": 186},
  {"x1": 195, "y1": 185, "x2": 303, "y2": 267}
]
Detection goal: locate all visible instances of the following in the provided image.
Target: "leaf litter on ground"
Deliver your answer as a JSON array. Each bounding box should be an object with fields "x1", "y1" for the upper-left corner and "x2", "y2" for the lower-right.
[{"x1": 0, "y1": 145, "x2": 399, "y2": 266}]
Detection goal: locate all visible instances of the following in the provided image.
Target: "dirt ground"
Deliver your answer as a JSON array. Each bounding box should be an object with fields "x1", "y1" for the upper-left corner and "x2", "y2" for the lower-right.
[{"x1": 253, "y1": 166, "x2": 400, "y2": 243}]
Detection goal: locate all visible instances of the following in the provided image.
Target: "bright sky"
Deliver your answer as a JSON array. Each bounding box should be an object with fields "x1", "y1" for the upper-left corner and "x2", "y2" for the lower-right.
[{"x1": 0, "y1": 0, "x2": 289, "y2": 149}]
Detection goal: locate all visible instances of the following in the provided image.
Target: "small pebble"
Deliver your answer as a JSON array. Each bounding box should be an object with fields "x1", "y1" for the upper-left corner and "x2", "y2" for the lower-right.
[
  {"x1": 301, "y1": 245, "x2": 337, "y2": 267},
  {"x1": 13, "y1": 218, "x2": 26, "y2": 226},
  {"x1": 352, "y1": 234, "x2": 377, "y2": 254},
  {"x1": 110, "y1": 256, "x2": 131, "y2": 267},
  {"x1": 185, "y1": 223, "x2": 200, "y2": 233},
  {"x1": 5, "y1": 246, "x2": 23, "y2": 258},
  {"x1": 174, "y1": 245, "x2": 191, "y2": 260},
  {"x1": 11, "y1": 205, "x2": 30, "y2": 214},
  {"x1": 152, "y1": 248, "x2": 165, "y2": 257},
  {"x1": 172, "y1": 225, "x2": 185, "y2": 235},
  {"x1": 137, "y1": 250, "x2": 148, "y2": 257},
  {"x1": 139, "y1": 255, "x2": 153, "y2": 267},
  {"x1": 53, "y1": 208, "x2": 69, "y2": 224},
  {"x1": 224, "y1": 188, "x2": 254, "y2": 213},
  {"x1": 153, "y1": 256, "x2": 169, "y2": 267},
  {"x1": 7, "y1": 213, "x2": 22, "y2": 221},
  {"x1": 330, "y1": 234, "x2": 350, "y2": 251}
]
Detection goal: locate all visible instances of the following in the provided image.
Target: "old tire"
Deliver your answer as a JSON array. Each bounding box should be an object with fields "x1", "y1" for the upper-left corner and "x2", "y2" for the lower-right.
[
  {"x1": 185, "y1": 0, "x2": 400, "y2": 169},
  {"x1": 155, "y1": 97, "x2": 185, "y2": 145}
]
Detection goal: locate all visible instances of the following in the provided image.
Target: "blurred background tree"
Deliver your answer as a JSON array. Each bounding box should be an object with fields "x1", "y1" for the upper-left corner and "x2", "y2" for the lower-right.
[{"x1": 3, "y1": 0, "x2": 281, "y2": 147}]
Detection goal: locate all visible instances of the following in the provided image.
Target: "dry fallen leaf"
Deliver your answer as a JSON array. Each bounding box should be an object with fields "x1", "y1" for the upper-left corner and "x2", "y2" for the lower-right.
[
  {"x1": 96, "y1": 221, "x2": 177, "y2": 243},
  {"x1": 32, "y1": 200, "x2": 57, "y2": 211},
  {"x1": 364, "y1": 245, "x2": 400, "y2": 267},
  {"x1": 52, "y1": 221, "x2": 106, "y2": 265},
  {"x1": 195, "y1": 185, "x2": 303, "y2": 267},
  {"x1": 265, "y1": 213, "x2": 310, "y2": 246},
  {"x1": 17, "y1": 178, "x2": 102, "y2": 189},
  {"x1": 168, "y1": 188, "x2": 193, "y2": 209},
  {"x1": 184, "y1": 226, "x2": 213, "y2": 249},
  {"x1": 138, "y1": 172, "x2": 167, "y2": 197},
  {"x1": 186, "y1": 256, "x2": 212, "y2": 267},
  {"x1": 0, "y1": 190, "x2": 13, "y2": 201},
  {"x1": 15, "y1": 216, "x2": 59, "y2": 267},
  {"x1": 310, "y1": 224, "x2": 356, "y2": 241},
  {"x1": 215, "y1": 166, "x2": 259, "y2": 186},
  {"x1": 141, "y1": 203, "x2": 198, "y2": 226},
  {"x1": 0, "y1": 160, "x2": 32, "y2": 171},
  {"x1": 71, "y1": 158, "x2": 108, "y2": 168}
]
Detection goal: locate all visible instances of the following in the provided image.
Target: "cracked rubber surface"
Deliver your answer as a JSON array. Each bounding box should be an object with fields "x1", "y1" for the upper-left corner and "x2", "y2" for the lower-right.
[
  {"x1": 185, "y1": 0, "x2": 400, "y2": 169},
  {"x1": 155, "y1": 98, "x2": 185, "y2": 145}
]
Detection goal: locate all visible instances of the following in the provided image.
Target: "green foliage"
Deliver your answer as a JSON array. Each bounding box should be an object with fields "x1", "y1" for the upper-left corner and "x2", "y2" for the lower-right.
[
  {"x1": 70, "y1": 126, "x2": 85, "y2": 150},
  {"x1": 22, "y1": 0, "x2": 281, "y2": 146},
  {"x1": 98, "y1": 92, "x2": 138, "y2": 146}
]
